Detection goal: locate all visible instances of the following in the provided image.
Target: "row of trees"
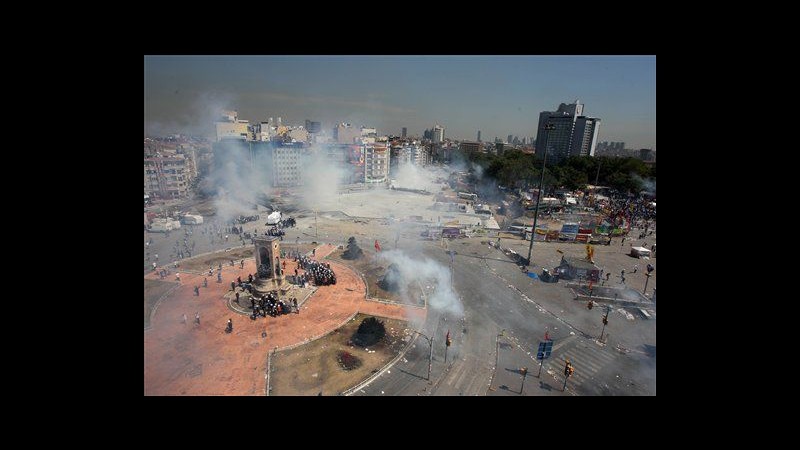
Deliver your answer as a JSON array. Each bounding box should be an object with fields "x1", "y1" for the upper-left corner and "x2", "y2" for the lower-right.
[{"x1": 465, "y1": 150, "x2": 655, "y2": 194}]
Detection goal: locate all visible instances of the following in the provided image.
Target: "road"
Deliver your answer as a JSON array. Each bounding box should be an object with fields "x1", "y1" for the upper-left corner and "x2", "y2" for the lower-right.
[{"x1": 354, "y1": 237, "x2": 656, "y2": 396}]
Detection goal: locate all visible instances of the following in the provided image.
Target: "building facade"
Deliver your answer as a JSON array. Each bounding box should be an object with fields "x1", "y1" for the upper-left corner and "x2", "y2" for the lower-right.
[
  {"x1": 364, "y1": 143, "x2": 389, "y2": 183},
  {"x1": 460, "y1": 141, "x2": 482, "y2": 154},
  {"x1": 536, "y1": 100, "x2": 601, "y2": 162},
  {"x1": 272, "y1": 144, "x2": 305, "y2": 187},
  {"x1": 144, "y1": 155, "x2": 194, "y2": 199},
  {"x1": 334, "y1": 123, "x2": 361, "y2": 144},
  {"x1": 433, "y1": 124, "x2": 445, "y2": 143}
]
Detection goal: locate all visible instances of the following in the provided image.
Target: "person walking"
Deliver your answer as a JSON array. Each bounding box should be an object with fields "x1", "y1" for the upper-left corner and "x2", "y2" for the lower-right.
[
  {"x1": 194, "y1": 311, "x2": 200, "y2": 326},
  {"x1": 175, "y1": 272, "x2": 181, "y2": 283},
  {"x1": 182, "y1": 313, "x2": 187, "y2": 324}
]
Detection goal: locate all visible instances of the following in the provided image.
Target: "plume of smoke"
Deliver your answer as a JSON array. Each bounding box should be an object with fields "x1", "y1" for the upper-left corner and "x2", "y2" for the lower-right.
[
  {"x1": 206, "y1": 140, "x2": 273, "y2": 223},
  {"x1": 392, "y1": 161, "x2": 442, "y2": 191},
  {"x1": 296, "y1": 146, "x2": 351, "y2": 212},
  {"x1": 146, "y1": 92, "x2": 236, "y2": 139},
  {"x1": 632, "y1": 173, "x2": 656, "y2": 195},
  {"x1": 377, "y1": 249, "x2": 463, "y2": 317},
  {"x1": 470, "y1": 161, "x2": 485, "y2": 179},
  {"x1": 447, "y1": 151, "x2": 470, "y2": 174}
]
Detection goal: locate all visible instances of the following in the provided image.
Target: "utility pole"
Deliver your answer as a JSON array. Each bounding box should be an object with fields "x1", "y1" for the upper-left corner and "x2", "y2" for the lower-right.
[
  {"x1": 527, "y1": 123, "x2": 555, "y2": 266},
  {"x1": 409, "y1": 330, "x2": 434, "y2": 381},
  {"x1": 592, "y1": 158, "x2": 602, "y2": 206}
]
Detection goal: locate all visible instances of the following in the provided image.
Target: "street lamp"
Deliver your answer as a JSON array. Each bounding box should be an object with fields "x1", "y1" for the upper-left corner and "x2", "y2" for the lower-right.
[
  {"x1": 408, "y1": 329, "x2": 434, "y2": 381},
  {"x1": 527, "y1": 123, "x2": 556, "y2": 265}
]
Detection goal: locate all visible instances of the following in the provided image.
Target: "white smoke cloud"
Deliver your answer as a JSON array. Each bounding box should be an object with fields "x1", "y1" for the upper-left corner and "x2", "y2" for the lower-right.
[
  {"x1": 296, "y1": 146, "x2": 352, "y2": 212},
  {"x1": 146, "y1": 91, "x2": 237, "y2": 139},
  {"x1": 377, "y1": 249, "x2": 463, "y2": 317}
]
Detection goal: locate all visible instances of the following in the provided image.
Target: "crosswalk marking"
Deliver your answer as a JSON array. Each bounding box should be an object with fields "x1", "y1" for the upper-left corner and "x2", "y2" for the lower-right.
[{"x1": 558, "y1": 342, "x2": 617, "y2": 388}]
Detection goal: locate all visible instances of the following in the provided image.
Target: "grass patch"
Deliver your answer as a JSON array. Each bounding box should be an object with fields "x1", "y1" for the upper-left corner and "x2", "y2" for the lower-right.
[{"x1": 269, "y1": 314, "x2": 408, "y2": 396}]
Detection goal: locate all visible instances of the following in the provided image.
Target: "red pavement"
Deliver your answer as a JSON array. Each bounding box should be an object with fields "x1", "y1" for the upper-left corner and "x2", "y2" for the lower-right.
[{"x1": 144, "y1": 243, "x2": 425, "y2": 395}]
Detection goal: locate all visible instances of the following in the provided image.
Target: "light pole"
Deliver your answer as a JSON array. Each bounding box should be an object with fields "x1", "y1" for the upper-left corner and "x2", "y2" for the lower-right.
[
  {"x1": 409, "y1": 329, "x2": 434, "y2": 381},
  {"x1": 527, "y1": 123, "x2": 555, "y2": 266}
]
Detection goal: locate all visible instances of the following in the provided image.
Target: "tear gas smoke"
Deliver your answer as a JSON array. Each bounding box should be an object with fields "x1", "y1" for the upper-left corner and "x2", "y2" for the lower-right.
[{"x1": 377, "y1": 249, "x2": 464, "y2": 317}]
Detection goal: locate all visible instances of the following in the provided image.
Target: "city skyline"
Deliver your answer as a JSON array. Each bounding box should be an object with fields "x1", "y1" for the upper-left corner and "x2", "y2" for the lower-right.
[{"x1": 145, "y1": 55, "x2": 656, "y2": 150}]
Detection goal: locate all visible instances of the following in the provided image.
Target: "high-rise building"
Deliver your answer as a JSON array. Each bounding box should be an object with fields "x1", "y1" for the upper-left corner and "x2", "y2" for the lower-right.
[
  {"x1": 507, "y1": 134, "x2": 513, "y2": 144},
  {"x1": 477, "y1": 130, "x2": 481, "y2": 142},
  {"x1": 305, "y1": 120, "x2": 321, "y2": 134},
  {"x1": 535, "y1": 100, "x2": 601, "y2": 162},
  {"x1": 433, "y1": 124, "x2": 445, "y2": 143},
  {"x1": 365, "y1": 143, "x2": 389, "y2": 183},
  {"x1": 639, "y1": 148, "x2": 654, "y2": 161},
  {"x1": 272, "y1": 143, "x2": 305, "y2": 187},
  {"x1": 402, "y1": 127, "x2": 407, "y2": 138},
  {"x1": 572, "y1": 117, "x2": 601, "y2": 157}
]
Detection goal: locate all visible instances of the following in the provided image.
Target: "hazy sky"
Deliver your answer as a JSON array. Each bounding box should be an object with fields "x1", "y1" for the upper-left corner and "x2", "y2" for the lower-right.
[{"x1": 144, "y1": 55, "x2": 656, "y2": 149}]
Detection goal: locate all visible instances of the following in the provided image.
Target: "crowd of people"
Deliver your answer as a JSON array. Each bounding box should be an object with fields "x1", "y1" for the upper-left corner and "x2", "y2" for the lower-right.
[
  {"x1": 248, "y1": 290, "x2": 298, "y2": 319},
  {"x1": 295, "y1": 255, "x2": 336, "y2": 286}
]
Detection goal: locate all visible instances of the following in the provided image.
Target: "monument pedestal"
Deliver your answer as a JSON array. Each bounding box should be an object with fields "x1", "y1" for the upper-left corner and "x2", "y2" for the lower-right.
[{"x1": 253, "y1": 275, "x2": 290, "y2": 296}]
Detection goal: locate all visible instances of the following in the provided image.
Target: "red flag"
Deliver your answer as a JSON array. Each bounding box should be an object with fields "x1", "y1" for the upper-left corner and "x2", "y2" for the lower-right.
[
  {"x1": 374, "y1": 240, "x2": 381, "y2": 252},
  {"x1": 544, "y1": 330, "x2": 550, "y2": 341}
]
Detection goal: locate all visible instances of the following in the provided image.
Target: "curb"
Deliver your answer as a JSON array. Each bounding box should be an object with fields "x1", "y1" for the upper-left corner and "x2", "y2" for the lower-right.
[
  {"x1": 342, "y1": 332, "x2": 420, "y2": 396},
  {"x1": 145, "y1": 283, "x2": 181, "y2": 331}
]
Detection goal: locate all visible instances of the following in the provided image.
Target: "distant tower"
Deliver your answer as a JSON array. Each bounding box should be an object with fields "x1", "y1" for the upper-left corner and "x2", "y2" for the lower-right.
[
  {"x1": 477, "y1": 130, "x2": 481, "y2": 142},
  {"x1": 402, "y1": 127, "x2": 407, "y2": 138},
  {"x1": 536, "y1": 99, "x2": 600, "y2": 162},
  {"x1": 433, "y1": 124, "x2": 444, "y2": 143}
]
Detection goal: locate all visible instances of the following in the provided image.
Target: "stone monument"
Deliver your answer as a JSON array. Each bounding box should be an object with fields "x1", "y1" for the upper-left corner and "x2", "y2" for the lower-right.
[{"x1": 253, "y1": 236, "x2": 289, "y2": 294}]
